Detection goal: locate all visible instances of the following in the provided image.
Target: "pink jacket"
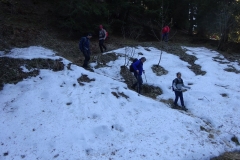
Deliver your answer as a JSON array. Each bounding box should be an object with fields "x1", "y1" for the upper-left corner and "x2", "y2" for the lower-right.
[{"x1": 162, "y1": 26, "x2": 170, "y2": 33}]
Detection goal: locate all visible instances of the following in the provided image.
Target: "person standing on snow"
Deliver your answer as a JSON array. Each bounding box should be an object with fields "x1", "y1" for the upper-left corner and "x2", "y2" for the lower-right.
[
  {"x1": 131, "y1": 57, "x2": 147, "y2": 94},
  {"x1": 99, "y1": 24, "x2": 107, "y2": 53},
  {"x1": 79, "y1": 33, "x2": 92, "y2": 68},
  {"x1": 173, "y1": 72, "x2": 191, "y2": 110},
  {"x1": 162, "y1": 25, "x2": 170, "y2": 42}
]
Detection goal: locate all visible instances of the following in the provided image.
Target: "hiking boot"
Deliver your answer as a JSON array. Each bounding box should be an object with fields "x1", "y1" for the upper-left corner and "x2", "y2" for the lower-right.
[{"x1": 182, "y1": 106, "x2": 188, "y2": 111}]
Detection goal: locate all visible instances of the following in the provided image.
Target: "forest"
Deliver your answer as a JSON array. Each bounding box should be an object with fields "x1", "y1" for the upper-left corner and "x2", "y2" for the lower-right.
[
  {"x1": 51, "y1": 0, "x2": 240, "y2": 51},
  {"x1": 1, "y1": 0, "x2": 240, "y2": 52}
]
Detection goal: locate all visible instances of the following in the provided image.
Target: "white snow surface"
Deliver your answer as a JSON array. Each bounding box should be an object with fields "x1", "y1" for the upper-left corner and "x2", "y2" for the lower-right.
[{"x1": 0, "y1": 46, "x2": 240, "y2": 160}]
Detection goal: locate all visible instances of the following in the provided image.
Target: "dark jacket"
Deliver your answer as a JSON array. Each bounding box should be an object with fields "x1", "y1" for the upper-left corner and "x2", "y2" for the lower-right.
[
  {"x1": 173, "y1": 78, "x2": 190, "y2": 91},
  {"x1": 132, "y1": 60, "x2": 144, "y2": 75},
  {"x1": 82, "y1": 37, "x2": 91, "y2": 54},
  {"x1": 99, "y1": 29, "x2": 106, "y2": 40}
]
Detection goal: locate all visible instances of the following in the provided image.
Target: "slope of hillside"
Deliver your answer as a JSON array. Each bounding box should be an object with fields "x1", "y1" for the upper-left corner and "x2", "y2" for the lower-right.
[{"x1": 1, "y1": 46, "x2": 240, "y2": 160}]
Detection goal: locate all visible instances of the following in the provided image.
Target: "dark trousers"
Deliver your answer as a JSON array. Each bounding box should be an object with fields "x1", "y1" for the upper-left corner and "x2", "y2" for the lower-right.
[
  {"x1": 132, "y1": 73, "x2": 143, "y2": 94},
  {"x1": 162, "y1": 33, "x2": 169, "y2": 42},
  {"x1": 174, "y1": 91, "x2": 184, "y2": 106},
  {"x1": 99, "y1": 39, "x2": 106, "y2": 53},
  {"x1": 82, "y1": 51, "x2": 90, "y2": 68}
]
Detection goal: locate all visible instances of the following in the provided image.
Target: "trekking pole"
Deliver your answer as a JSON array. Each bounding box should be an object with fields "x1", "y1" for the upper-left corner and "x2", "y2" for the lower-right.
[{"x1": 143, "y1": 72, "x2": 147, "y2": 83}]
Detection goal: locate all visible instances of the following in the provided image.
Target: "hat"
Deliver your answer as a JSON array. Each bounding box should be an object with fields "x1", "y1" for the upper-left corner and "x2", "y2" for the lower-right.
[{"x1": 99, "y1": 25, "x2": 103, "y2": 29}]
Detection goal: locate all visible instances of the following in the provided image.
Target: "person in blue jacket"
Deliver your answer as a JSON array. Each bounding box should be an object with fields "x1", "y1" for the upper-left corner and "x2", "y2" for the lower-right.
[
  {"x1": 79, "y1": 33, "x2": 92, "y2": 68},
  {"x1": 131, "y1": 57, "x2": 146, "y2": 94}
]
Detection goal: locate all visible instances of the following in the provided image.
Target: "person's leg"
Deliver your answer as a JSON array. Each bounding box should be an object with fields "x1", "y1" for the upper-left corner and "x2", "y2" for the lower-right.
[
  {"x1": 83, "y1": 52, "x2": 90, "y2": 68},
  {"x1": 179, "y1": 92, "x2": 185, "y2": 107},
  {"x1": 166, "y1": 33, "x2": 169, "y2": 42},
  {"x1": 137, "y1": 75, "x2": 143, "y2": 94},
  {"x1": 162, "y1": 34, "x2": 165, "y2": 41},
  {"x1": 99, "y1": 40, "x2": 104, "y2": 53},
  {"x1": 102, "y1": 40, "x2": 107, "y2": 51},
  {"x1": 174, "y1": 91, "x2": 179, "y2": 106},
  {"x1": 86, "y1": 54, "x2": 90, "y2": 61},
  {"x1": 82, "y1": 51, "x2": 87, "y2": 67}
]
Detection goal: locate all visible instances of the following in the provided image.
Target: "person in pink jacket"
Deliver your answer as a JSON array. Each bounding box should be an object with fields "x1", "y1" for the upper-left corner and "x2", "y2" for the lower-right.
[{"x1": 162, "y1": 25, "x2": 170, "y2": 42}]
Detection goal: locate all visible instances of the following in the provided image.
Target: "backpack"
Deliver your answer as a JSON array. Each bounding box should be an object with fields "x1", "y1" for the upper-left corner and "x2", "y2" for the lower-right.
[
  {"x1": 105, "y1": 30, "x2": 108, "y2": 39},
  {"x1": 172, "y1": 78, "x2": 180, "y2": 91},
  {"x1": 129, "y1": 58, "x2": 138, "y2": 72},
  {"x1": 79, "y1": 37, "x2": 86, "y2": 52},
  {"x1": 102, "y1": 29, "x2": 108, "y2": 39}
]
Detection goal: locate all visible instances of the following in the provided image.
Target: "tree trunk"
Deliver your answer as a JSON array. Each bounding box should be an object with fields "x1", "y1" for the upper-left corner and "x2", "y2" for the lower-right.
[
  {"x1": 188, "y1": 3, "x2": 194, "y2": 35},
  {"x1": 217, "y1": 29, "x2": 229, "y2": 51}
]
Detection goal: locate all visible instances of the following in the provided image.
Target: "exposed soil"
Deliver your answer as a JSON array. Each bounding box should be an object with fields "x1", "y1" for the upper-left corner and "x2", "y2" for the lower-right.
[
  {"x1": 0, "y1": 57, "x2": 64, "y2": 90},
  {"x1": 77, "y1": 74, "x2": 96, "y2": 86},
  {"x1": 210, "y1": 151, "x2": 240, "y2": 160}
]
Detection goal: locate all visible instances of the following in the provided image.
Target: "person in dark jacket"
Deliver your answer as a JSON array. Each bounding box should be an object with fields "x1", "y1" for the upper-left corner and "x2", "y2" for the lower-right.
[
  {"x1": 80, "y1": 33, "x2": 92, "y2": 68},
  {"x1": 99, "y1": 25, "x2": 107, "y2": 53},
  {"x1": 162, "y1": 25, "x2": 170, "y2": 42},
  {"x1": 173, "y1": 72, "x2": 191, "y2": 110},
  {"x1": 131, "y1": 57, "x2": 146, "y2": 94}
]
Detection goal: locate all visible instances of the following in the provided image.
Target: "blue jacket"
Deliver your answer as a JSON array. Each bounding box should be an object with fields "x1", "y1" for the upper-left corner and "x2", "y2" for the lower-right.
[
  {"x1": 82, "y1": 37, "x2": 91, "y2": 54},
  {"x1": 132, "y1": 59, "x2": 144, "y2": 75}
]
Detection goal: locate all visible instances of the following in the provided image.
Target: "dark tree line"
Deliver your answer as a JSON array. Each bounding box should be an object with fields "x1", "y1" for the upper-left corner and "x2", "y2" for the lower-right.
[{"x1": 50, "y1": 0, "x2": 240, "y2": 51}]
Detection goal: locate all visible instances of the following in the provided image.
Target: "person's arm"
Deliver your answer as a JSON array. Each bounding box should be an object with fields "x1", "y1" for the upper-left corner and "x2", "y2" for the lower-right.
[
  {"x1": 103, "y1": 29, "x2": 107, "y2": 40},
  {"x1": 84, "y1": 39, "x2": 91, "y2": 55},
  {"x1": 83, "y1": 38, "x2": 88, "y2": 51},
  {"x1": 173, "y1": 79, "x2": 178, "y2": 90},
  {"x1": 132, "y1": 60, "x2": 140, "y2": 73},
  {"x1": 182, "y1": 80, "x2": 191, "y2": 89}
]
